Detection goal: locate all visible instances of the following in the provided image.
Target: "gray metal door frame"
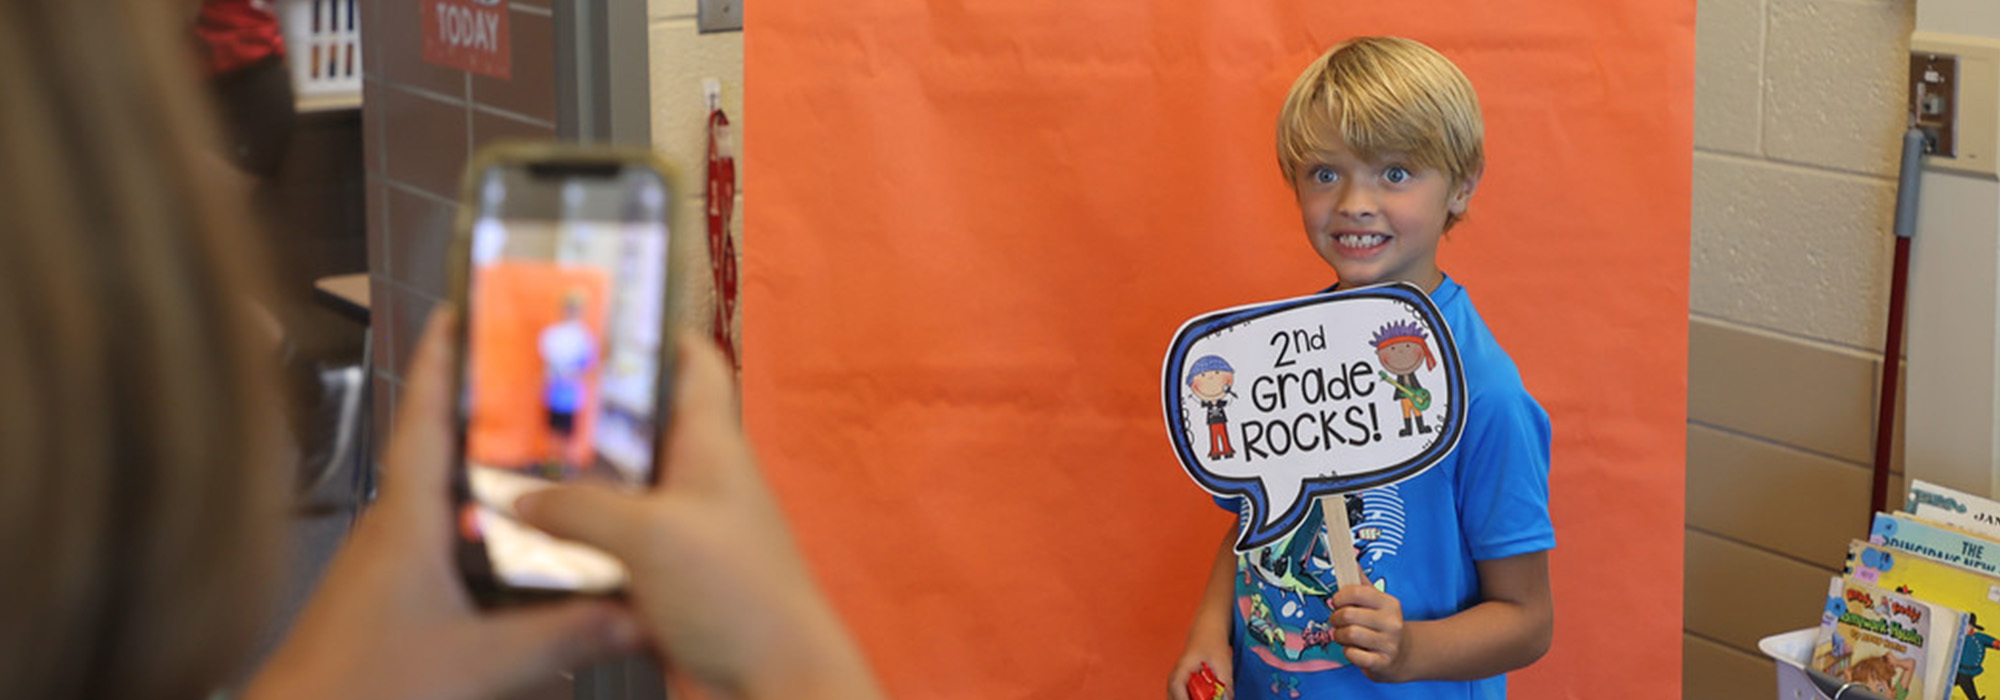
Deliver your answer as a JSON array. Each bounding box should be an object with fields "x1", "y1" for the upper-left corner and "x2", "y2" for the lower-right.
[{"x1": 553, "y1": 1, "x2": 661, "y2": 697}]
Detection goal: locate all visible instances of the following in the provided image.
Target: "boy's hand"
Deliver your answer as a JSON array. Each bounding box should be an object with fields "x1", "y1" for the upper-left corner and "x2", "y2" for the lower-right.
[
  {"x1": 1331, "y1": 584, "x2": 1409, "y2": 682},
  {"x1": 1168, "y1": 646, "x2": 1232, "y2": 700},
  {"x1": 1174, "y1": 525, "x2": 1241, "y2": 699}
]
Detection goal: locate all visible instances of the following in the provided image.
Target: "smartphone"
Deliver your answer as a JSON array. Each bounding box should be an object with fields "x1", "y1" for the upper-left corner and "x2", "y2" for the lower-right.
[{"x1": 447, "y1": 143, "x2": 678, "y2": 605}]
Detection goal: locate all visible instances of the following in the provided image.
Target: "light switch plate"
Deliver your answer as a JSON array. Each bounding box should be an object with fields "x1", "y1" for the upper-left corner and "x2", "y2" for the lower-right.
[
  {"x1": 1912, "y1": 32, "x2": 2000, "y2": 179},
  {"x1": 698, "y1": 0, "x2": 741, "y2": 33}
]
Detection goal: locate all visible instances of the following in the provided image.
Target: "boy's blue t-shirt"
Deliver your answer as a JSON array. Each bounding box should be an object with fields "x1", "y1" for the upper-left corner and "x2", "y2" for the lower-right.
[{"x1": 1215, "y1": 276, "x2": 1554, "y2": 700}]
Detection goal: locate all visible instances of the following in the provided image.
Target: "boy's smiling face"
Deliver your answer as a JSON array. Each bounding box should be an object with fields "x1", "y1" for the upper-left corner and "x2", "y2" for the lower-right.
[{"x1": 1293, "y1": 132, "x2": 1478, "y2": 291}]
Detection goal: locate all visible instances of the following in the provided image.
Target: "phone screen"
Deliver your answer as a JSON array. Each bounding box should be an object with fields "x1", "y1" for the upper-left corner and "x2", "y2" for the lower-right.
[{"x1": 454, "y1": 160, "x2": 671, "y2": 595}]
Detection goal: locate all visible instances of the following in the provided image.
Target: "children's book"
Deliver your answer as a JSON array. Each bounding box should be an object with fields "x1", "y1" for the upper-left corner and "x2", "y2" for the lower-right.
[
  {"x1": 1811, "y1": 573, "x2": 1965, "y2": 700},
  {"x1": 1874, "y1": 512, "x2": 2000, "y2": 579},
  {"x1": 1848, "y1": 540, "x2": 2000, "y2": 700},
  {"x1": 1905, "y1": 480, "x2": 2000, "y2": 543}
]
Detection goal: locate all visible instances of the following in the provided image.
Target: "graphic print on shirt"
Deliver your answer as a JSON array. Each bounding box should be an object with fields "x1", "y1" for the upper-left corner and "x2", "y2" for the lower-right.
[{"x1": 1236, "y1": 485, "x2": 1408, "y2": 672}]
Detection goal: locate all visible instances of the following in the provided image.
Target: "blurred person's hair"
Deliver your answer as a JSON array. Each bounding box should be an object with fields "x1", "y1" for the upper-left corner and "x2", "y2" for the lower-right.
[{"x1": 0, "y1": 1, "x2": 286, "y2": 698}]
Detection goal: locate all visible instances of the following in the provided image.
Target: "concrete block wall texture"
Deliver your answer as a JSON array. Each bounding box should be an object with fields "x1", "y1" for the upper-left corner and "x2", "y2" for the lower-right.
[
  {"x1": 1764, "y1": 0, "x2": 1920, "y2": 176},
  {"x1": 648, "y1": 0, "x2": 745, "y2": 353},
  {"x1": 361, "y1": 0, "x2": 561, "y2": 408},
  {"x1": 1685, "y1": 0, "x2": 1915, "y2": 696},
  {"x1": 1690, "y1": 158, "x2": 1895, "y2": 347},
  {"x1": 1918, "y1": 1, "x2": 2000, "y2": 29},
  {"x1": 1695, "y1": 0, "x2": 1764, "y2": 156},
  {"x1": 1693, "y1": 0, "x2": 1913, "y2": 349}
]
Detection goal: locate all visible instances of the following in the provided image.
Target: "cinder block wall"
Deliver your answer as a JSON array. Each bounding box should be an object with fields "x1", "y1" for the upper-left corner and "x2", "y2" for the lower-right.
[
  {"x1": 1684, "y1": 0, "x2": 1914, "y2": 696},
  {"x1": 361, "y1": 0, "x2": 562, "y2": 441},
  {"x1": 647, "y1": 0, "x2": 744, "y2": 356}
]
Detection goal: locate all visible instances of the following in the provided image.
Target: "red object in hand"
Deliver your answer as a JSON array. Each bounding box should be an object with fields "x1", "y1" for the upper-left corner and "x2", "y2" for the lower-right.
[{"x1": 1187, "y1": 663, "x2": 1227, "y2": 700}]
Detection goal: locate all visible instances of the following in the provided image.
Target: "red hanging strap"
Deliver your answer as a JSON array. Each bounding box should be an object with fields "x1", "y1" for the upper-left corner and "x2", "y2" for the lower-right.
[{"x1": 706, "y1": 107, "x2": 739, "y2": 370}]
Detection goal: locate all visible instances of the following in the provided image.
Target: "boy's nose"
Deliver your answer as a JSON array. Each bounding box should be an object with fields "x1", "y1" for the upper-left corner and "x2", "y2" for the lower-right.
[{"x1": 1334, "y1": 185, "x2": 1378, "y2": 219}]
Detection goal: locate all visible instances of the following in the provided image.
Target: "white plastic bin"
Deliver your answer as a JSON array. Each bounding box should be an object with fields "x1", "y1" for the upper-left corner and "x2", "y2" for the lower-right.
[
  {"x1": 1761, "y1": 628, "x2": 1832, "y2": 699},
  {"x1": 279, "y1": 0, "x2": 362, "y2": 102}
]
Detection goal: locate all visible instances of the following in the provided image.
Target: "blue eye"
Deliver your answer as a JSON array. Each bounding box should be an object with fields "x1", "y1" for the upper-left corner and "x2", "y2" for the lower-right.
[
  {"x1": 1312, "y1": 167, "x2": 1337, "y2": 184},
  {"x1": 1384, "y1": 166, "x2": 1412, "y2": 184}
]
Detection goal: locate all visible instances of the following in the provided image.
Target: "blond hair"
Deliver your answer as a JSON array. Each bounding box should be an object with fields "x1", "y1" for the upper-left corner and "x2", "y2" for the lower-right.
[
  {"x1": 1276, "y1": 37, "x2": 1485, "y2": 219},
  {"x1": 0, "y1": 1, "x2": 285, "y2": 698}
]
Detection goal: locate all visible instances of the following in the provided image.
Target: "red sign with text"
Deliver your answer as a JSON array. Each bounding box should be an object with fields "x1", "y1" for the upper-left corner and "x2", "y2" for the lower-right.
[{"x1": 421, "y1": 0, "x2": 511, "y2": 79}]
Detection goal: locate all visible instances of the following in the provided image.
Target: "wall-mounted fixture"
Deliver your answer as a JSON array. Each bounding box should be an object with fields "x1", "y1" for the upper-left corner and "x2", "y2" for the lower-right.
[
  {"x1": 1911, "y1": 32, "x2": 2000, "y2": 178},
  {"x1": 699, "y1": 0, "x2": 741, "y2": 33}
]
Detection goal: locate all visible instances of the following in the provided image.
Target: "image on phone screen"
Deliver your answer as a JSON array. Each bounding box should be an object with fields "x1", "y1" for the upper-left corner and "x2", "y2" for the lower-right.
[{"x1": 456, "y1": 166, "x2": 670, "y2": 594}]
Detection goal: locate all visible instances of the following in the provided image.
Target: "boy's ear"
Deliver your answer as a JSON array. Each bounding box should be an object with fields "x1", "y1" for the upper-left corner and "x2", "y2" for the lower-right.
[{"x1": 1448, "y1": 164, "x2": 1485, "y2": 216}]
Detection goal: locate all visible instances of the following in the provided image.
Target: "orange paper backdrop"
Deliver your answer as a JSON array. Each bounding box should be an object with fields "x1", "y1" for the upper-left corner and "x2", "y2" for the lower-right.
[
  {"x1": 746, "y1": 3, "x2": 1691, "y2": 697},
  {"x1": 466, "y1": 264, "x2": 608, "y2": 468}
]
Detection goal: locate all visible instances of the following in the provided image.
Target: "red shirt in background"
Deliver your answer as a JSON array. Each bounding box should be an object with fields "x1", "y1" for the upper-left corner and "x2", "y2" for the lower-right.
[{"x1": 195, "y1": 0, "x2": 287, "y2": 75}]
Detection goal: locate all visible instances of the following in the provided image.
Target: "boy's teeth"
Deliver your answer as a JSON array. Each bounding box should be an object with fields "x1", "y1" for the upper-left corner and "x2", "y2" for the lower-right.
[{"x1": 1338, "y1": 234, "x2": 1387, "y2": 247}]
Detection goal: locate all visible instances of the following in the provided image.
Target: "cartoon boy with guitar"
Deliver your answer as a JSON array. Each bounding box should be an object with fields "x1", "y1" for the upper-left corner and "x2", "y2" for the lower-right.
[{"x1": 1370, "y1": 320, "x2": 1437, "y2": 438}]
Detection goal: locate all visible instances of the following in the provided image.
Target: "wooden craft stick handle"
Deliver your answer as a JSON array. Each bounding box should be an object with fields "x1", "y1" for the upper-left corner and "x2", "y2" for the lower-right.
[{"x1": 1319, "y1": 494, "x2": 1367, "y2": 590}]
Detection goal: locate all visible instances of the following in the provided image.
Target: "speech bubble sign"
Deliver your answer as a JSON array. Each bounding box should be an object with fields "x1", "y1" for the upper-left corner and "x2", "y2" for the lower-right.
[{"x1": 1163, "y1": 283, "x2": 1465, "y2": 552}]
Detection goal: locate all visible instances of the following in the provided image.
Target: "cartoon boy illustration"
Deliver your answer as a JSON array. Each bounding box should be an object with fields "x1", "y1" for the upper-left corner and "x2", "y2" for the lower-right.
[
  {"x1": 1370, "y1": 320, "x2": 1438, "y2": 438},
  {"x1": 1960, "y1": 613, "x2": 2000, "y2": 700},
  {"x1": 539, "y1": 289, "x2": 598, "y2": 477},
  {"x1": 1849, "y1": 652, "x2": 1915, "y2": 698},
  {"x1": 1187, "y1": 355, "x2": 1237, "y2": 460}
]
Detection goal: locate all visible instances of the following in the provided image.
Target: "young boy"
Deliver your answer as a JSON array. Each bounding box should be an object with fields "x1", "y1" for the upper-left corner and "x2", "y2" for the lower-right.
[
  {"x1": 539, "y1": 289, "x2": 598, "y2": 475},
  {"x1": 1169, "y1": 37, "x2": 1554, "y2": 699}
]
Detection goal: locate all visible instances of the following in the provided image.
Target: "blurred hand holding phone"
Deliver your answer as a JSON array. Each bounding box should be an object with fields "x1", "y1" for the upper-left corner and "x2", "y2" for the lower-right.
[
  {"x1": 449, "y1": 143, "x2": 680, "y2": 603},
  {"x1": 251, "y1": 143, "x2": 887, "y2": 697},
  {"x1": 255, "y1": 312, "x2": 887, "y2": 699},
  {"x1": 516, "y1": 334, "x2": 887, "y2": 699}
]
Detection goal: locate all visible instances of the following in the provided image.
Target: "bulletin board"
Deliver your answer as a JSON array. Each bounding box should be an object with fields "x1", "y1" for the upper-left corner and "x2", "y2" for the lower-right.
[{"x1": 743, "y1": 2, "x2": 1693, "y2": 696}]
